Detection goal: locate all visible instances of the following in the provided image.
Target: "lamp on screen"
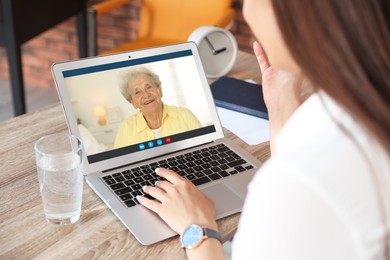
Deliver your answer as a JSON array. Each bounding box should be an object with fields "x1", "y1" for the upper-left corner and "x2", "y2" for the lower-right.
[{"x1": 94, "y1": 105, "x2": 107, "y2": 126}]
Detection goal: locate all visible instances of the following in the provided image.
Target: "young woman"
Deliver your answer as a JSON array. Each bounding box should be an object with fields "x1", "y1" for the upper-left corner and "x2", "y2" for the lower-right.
[{"x1": 137, "y1": 0, "x2": 390, "y2": 259}]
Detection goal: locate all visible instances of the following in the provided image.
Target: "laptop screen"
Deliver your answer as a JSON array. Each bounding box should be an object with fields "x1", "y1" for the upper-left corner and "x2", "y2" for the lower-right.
[{"x1": 58, "y1": 47, "x2": 220, "y2": 167}]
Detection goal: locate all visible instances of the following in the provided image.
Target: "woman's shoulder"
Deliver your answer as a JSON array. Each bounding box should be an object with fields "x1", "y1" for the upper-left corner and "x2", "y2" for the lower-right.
[
  {"x1": 274, "y1": 92, "x2": 390, "y2": 177},
  {"x1": 118, "y1": 112, "x2": 142, "y2": 128},
  {"x1": 165, "y1": 104, "x2": 189, "y2": 111},
  {"x1": 266, "y1": 92, "x2": 389, "y2": 196},
  {"x1": 246, "y1": 92, "x2": 390, "y2": 258},
  {"x1": 164, "y1": 104, "x2": 195, "y2": 116},
  {"x1": 247, "y1": 139, "x2": 390, "y2": 258}
]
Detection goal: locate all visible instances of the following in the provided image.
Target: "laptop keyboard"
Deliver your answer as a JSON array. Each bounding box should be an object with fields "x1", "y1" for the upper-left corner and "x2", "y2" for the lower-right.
[{"x1": 101, "y1": 143, "x2": 254, "y2": 208}]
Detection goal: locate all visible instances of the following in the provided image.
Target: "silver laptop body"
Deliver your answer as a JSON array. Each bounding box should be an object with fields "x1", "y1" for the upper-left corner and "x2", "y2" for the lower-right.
[{"x1": 52, "y1": 42, "x2": 262, "y2": 245}]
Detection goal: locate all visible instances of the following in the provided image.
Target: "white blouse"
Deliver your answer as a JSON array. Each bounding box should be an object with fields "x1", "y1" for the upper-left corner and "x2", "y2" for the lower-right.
[{"x1": 232, "y1": 93, "x2": 390, "y2": 260}]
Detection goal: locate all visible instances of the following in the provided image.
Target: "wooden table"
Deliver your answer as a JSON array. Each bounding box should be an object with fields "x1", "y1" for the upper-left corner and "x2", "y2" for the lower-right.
[{"x1": 0, "y1": 51, "x2": 270, "y2": 259}]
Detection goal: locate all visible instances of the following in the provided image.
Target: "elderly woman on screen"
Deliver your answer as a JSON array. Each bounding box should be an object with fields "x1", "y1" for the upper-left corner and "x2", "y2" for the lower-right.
[{"x1": 114, "y1": 67, "x2": 201, "y2": 148}]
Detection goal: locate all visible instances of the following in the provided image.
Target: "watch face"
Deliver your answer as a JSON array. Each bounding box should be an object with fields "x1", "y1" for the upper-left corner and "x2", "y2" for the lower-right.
[
  {"x1": 181, "y1": 225, "x2": 203, "y2": 248},
  {"x1": 198, "y1": 31, "x2": 235, "y2": 78}
]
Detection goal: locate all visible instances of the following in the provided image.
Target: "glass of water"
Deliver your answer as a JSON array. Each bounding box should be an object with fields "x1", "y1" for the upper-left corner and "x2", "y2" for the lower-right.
[{"x1": 34, "y1": 133, "x2": 83, "y2": 225}]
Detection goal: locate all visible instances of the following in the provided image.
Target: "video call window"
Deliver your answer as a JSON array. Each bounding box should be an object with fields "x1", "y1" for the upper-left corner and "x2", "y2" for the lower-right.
[{"x1": 63, "y1": 53, "x2": 214, "y2": 157}]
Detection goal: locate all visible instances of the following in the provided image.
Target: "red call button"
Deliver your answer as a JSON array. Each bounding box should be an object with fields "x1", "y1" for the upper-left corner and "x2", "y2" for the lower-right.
[{"x1": 165, "y1": 137, "x2": 171, "y2": 143}]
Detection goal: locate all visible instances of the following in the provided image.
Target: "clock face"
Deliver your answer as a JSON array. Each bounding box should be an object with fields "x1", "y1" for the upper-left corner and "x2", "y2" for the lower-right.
[
  {"x1": 181, "y1": 225, "x2": 203, "y2": 248},
  {"x1": 198, "y1": 31, "x2": 236, "y2": 78}
]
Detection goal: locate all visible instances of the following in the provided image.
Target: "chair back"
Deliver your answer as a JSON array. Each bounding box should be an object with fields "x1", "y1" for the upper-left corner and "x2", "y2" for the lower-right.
[{"x1": 138, "y1": 0, "x2": 235, "y2": 41}]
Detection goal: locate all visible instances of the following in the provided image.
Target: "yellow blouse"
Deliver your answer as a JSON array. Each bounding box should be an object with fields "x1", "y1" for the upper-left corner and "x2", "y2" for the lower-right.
[{"x1": 114, "y1": 104, "x2": 202, "y2": 148}]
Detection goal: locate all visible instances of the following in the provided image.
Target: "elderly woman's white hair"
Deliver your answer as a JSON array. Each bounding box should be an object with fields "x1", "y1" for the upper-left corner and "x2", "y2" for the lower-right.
[{"x1": 119, "y1": 66, "x2": 162, "y2": 101}]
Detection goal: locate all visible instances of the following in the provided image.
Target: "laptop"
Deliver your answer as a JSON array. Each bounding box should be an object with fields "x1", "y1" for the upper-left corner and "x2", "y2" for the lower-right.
[{"x1": 52, "y1": 42, "x2": 262, "y2": 245}]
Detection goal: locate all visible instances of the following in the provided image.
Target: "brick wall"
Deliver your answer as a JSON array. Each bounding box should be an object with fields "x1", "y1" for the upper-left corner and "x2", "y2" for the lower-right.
[{"x1": 0, "y1": 0, "x2": 255, "y2": 89}]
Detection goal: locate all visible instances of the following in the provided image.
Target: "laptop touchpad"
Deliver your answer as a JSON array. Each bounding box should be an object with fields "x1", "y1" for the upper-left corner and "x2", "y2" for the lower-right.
[{"x1": 202, "y1": 183, "x2": 243, "y2": 217}]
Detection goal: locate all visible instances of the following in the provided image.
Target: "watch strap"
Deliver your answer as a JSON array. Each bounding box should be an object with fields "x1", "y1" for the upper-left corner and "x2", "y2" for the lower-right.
[{"x1": 203, "y1": 227, "x2": 223, "y2": 244}]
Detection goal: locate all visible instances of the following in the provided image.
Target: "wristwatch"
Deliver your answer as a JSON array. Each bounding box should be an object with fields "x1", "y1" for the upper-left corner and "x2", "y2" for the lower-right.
[{"x1": 180, "y1": 224, "x2": 223, "y2": 249}]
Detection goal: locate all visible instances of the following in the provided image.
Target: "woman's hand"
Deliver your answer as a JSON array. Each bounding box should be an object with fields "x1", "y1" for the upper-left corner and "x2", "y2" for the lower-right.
[
  {"x1": 253, "y1": 41, "x2": 303, "y2": 154},
  {"x1": 137, "y1": 168, "x2": 218, "y2": 235}
]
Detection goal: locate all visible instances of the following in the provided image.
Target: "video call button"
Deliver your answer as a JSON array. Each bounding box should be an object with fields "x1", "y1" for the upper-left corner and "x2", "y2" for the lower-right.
[{"x1": 139, "y1": 144, "x2": 145, "y2": 150}]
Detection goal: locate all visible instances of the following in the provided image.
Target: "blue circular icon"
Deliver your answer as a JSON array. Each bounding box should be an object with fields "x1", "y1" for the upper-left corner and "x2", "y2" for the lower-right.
[
  {"x1": 156, "y1": 139, "x2": 163, "y2": 145},
  {"x1": 139, "y1": 144, "x2": 145, "y2": 150},
  {"x1": 148, "y1": 141, "x2": 154, "y2": 148}
]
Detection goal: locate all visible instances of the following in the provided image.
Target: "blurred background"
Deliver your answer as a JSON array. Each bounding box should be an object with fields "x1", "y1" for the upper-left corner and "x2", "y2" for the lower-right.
[{"x1": 0, "y1": 0, "x2": 255, "y2": 122}]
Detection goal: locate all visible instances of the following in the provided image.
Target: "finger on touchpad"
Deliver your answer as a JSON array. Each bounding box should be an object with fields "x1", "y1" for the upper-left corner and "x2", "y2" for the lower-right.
[{"x1": 202, "y1": 183, "x2": 244, "y2": 218}]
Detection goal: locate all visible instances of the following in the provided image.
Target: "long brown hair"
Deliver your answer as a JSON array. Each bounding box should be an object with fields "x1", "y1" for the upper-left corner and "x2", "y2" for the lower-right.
[
  {"x1": 270, "y1": 0, "x2": 390, "y2": 256},
  {"x1": 271, "y1": 0, "x2": 390, "y2": 155}
]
